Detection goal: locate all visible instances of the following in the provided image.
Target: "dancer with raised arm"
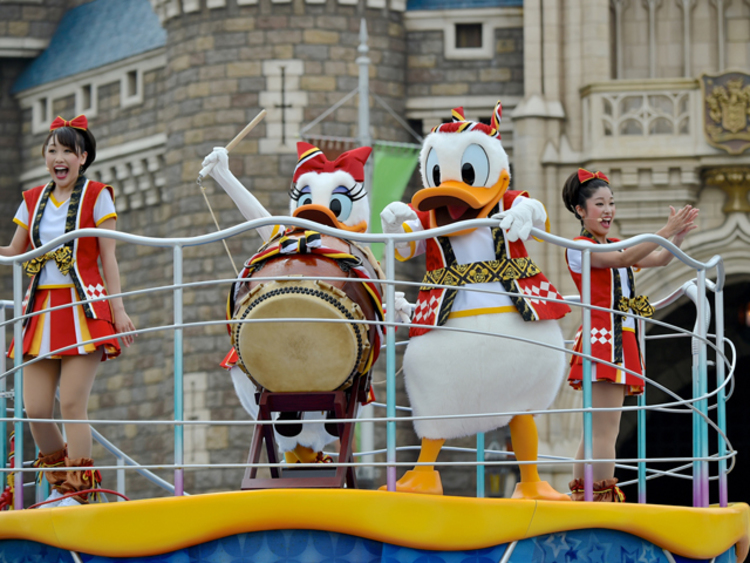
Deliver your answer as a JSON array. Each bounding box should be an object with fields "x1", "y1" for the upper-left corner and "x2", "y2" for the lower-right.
[
  {"x1": 562, "y1": 169, "x2": 698, "y2": 501},
  {"x1": 1, "y1": 115, "x2": 136, "y2": 507}
]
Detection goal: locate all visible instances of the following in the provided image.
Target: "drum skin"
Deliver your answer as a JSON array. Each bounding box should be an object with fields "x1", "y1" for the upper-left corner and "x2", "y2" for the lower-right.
[{"x1": 230, "y1": 232, "x2": 381, "y2": 393}]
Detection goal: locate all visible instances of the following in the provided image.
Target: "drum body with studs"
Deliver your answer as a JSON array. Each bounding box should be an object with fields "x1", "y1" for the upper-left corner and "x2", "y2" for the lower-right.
[{"x1": 229, "y1": 230, "x2": 383, "y2": 393}]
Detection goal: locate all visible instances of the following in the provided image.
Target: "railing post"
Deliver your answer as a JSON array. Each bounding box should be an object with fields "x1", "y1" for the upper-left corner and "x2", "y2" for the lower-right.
[
  {"x1": 581, "y1": 249, "x2": 593, "y2": 502},
  {"x1": 35, "y1": 445, "x2": 48, "y2": 505},
  {"x1": 696, "y1": 270, "x2": 709, "y2": 506},
  {"x1": 173, "y1": 244, "x2": 184, "y2": 496},
  {"x1": 0, "y1": 305, "x2": 6, "y2": 495},
  {"x1": 476, "y1": 432, "x2": 485, "y2": 498},
  {"x1": 13, "y1": 261, "x2": 24, "y2": 510},
  {"x1": 385, "y1": 238, "x2": 397, "y2": 492},
  {"x1": 691, "y1": 270, "x2": 709, "y2": 507},
  {"x1": 715, "y1": 285, "x2": 728, "y2": 507},
  {"x1": 637, "y1": 318, "x2": 647, "y2": 503},
  {"x1": 117, "y1": 456, "x2": 126, "y2": 501}
]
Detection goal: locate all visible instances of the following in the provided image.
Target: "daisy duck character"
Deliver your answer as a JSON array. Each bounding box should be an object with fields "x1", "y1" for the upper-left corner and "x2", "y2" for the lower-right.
[
  {"x1": 201, "y1": 142, "x2": 409, "y2": 465},
  {"x1": 379, "y1": 102, "x2": 571, "y2": 499}
]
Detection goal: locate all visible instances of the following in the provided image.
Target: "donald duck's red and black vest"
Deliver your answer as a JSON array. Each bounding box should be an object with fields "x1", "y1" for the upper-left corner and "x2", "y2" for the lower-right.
[
  {"x1": 409, "y1": 190, "x2": 570, "y2": 338},
  {"x1": 21, "y1": 176, "x2": 114, "y2": 323}
]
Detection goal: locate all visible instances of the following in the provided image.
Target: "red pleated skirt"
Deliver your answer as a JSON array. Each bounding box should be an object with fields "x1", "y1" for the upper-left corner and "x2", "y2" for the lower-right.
[
  {"x1": 8, "y1": 286, "x2": 120, "y2": 361},
  {"x1": 567, "y1": 329, "x2": 644, "y2": 396}
]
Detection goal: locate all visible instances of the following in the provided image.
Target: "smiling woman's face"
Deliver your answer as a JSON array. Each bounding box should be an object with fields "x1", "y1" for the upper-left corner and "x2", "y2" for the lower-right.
[
  {"x1": 45, "y1": 136, "x2": 87, "y2": 190},
  {"x1": 576, "y1": 185, "x2": 615, "y2": 243}
]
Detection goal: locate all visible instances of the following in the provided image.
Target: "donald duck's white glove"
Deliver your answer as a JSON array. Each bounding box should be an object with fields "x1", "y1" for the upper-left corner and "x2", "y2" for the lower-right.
[
  {"x1": 491, "y1": 198, "x2": 547, "y2": 242},
  {"x1": 200, "y1": 147, "x2": 273, "y2": 241},
  {"x1": 381, "y1": 202, "x2": 418, "y2": 256}
]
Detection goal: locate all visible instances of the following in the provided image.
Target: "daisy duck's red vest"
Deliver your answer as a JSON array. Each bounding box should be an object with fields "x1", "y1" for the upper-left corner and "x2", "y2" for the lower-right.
[
  {"x1": 22, "y1": 178, "x2": 114, "y2": 322},
  {"x1": 410, "y1": 190, "x2": 570, "y2": 338},
  {"x1": 566, "y1": 234, "x2": 638, "y2": 370}
]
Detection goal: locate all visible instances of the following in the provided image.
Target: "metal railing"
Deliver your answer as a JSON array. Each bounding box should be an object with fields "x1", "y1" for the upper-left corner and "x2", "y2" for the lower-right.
[{"x1": 0, "y1": 217, "x2": 734, "y2": 510}]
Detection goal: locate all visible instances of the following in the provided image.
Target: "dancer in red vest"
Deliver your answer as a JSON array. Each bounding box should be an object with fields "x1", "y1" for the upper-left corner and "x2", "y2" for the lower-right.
[
  {"x1": 562, "y1": 169, "x2": 698, "y2": 501},
  {"x1": 0, "y1": 115, "x2": 136, "y2": 507}
]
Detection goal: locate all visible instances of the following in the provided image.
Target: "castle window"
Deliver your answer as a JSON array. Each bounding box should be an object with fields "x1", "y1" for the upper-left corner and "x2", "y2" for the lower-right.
[
  {"x1": 122, "y1": 69, "x2": 143, "y2": 108},
  {"x1": 127, "y1": 70, "x2": 138, "y2": 98},
  {"x1": 455, "y1": 24, "x2": 482, "y2": 49},
  {"x1": 81, "y1": 84, "x2": 92, "y2": 110},
  {"x1": 32, "y1": 97, "x2": 49, "y2": 134},
  {"x1": 37, "y1": 98, "x2": 48, "y2": 123}
]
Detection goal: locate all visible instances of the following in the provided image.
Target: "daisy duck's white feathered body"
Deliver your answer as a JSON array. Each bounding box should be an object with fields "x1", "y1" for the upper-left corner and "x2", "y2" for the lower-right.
[
  {"x1": 202, "y1": 142, "x2": 379, "y2": 458},
  {"x1": 380, "y1": 102, "x2": 571, "y2": 498}
]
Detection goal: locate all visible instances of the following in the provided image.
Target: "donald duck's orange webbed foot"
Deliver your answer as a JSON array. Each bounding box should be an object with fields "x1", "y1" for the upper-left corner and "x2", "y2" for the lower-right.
[
  {"x1": 511, "y1": 480, "x2": 571, "y2": 501},
  {"x1": 378, "y1": 469, "x2": 444, "y2": 495}
]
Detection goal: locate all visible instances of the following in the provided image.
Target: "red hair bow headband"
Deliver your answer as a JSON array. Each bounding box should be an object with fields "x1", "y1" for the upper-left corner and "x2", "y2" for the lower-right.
[
  {"x1": 578, "y1": 168, "x2": 609, "y2": 184},
  {"x1": 49, "y1": 115, "x2": 88, "y2": 132},
  {"x1": 293, "y1": 142, "x2": 372, "y2": 184}
]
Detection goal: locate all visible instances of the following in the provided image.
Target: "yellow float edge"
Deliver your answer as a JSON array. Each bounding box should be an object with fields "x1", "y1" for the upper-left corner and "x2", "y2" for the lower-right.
[{"x1": 0, "y1": 490, "x2": 747, "y2": 561}]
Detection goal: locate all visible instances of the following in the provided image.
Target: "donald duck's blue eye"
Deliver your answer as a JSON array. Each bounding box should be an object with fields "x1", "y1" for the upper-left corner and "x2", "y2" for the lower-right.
[
  {"x1": 460, "y1": 144, "x2": 489, "y2": 187},
  {"x1": 425, "y1": 148, "x2": 440, "y2": 187},
  {"x1": 297, "y1": 193, "x2": 313, "y2": 207}
]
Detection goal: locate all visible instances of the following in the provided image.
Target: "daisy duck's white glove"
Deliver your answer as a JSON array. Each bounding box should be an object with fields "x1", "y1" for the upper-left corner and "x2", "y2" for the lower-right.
[
  {"x1": 380, "y1": 202, "x2": 418, "y2": 257},
  {"x1": 201, "y1": 147, "x2": 273, "y2": 241},
  {"x1": 491, "y1": 197, "x2": 547, "y2": 242}
]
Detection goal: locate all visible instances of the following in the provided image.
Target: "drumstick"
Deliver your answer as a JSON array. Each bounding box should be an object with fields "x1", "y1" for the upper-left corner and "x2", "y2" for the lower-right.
[
  {"x1": 198, "y1": 109, "x2": 267, "y2": 179},
  {"x1": 196, "y1": 109, "x2": 267, "y2": 276}
]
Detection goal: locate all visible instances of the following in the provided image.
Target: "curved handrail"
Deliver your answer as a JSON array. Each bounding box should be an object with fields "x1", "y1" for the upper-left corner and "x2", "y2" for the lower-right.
[{"x1": 0, "y1": 217, "x2": 726, "y2": 286}]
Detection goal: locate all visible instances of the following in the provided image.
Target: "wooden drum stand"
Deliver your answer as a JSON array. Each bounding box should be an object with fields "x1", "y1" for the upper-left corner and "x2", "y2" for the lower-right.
[{"x1": 241, "y1": 374, "x2": 369, "y2": 489}]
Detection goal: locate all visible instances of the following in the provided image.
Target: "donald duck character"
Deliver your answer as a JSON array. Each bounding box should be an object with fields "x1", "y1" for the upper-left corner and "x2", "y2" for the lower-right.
[
  {"x1": 380, "y1": 102, "x2": 571, "y2": 499},
  {"x1": 202, "y1": 142, "x2": 410, "y2": 465}
]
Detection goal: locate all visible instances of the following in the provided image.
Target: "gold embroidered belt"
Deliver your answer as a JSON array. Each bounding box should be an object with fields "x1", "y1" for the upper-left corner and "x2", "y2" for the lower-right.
[
  {"x1": 617, "y1": 295, "x2": 654, "y2": 318},
  {"x1": 420, "y1": 258, "x2": 540, "y2": 290},
  {"x1": 24, "y1": 246, "x2": 75, "y2": 278}
]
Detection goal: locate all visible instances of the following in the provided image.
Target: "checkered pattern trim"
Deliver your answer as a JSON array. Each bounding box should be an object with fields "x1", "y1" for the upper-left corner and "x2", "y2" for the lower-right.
[
  {"x1": 413, "y1": 294, "x2": 440, "y2": 325},
  {"x1": 85, "y1": 284, "x2": 107, "y2": 300},
  {"x1": 590, "y1": 327, "x2": 613, "y2": 345},
  {"x1": 519, "y1": 281, "x2": 563, "y2": 306}
]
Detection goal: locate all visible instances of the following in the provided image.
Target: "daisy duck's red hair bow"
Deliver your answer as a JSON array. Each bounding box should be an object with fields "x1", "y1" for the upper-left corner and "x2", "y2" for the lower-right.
[
  {"x1": 49, "y1": 115, "x2": 88, "y2": 132},
  {"x1": 578, "y1": 168, "x2": 609, "y2": 184},
  {"x1": 293, "y1": 142, "x2": 372, "y2": 184}
]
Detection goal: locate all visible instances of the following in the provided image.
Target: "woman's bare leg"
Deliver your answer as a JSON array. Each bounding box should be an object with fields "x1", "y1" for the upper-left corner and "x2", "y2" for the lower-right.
[
  {"x1": 573, "y1": 381, "x2": 626, "y2": 481},
  {"x1": 23, "y1": 358, "x2": 65, "y2": 455},
  {"x1": 58, "y1": 349, "x2": 103, "y2": 460}
]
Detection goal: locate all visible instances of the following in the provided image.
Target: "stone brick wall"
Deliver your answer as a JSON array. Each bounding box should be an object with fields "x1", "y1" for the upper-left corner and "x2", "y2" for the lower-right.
[
  {"x1": 0, "y1": 0, "x2": 67, "y2": 44},
  {"x1": 0, "y1": 61, "x2": 26, "y2": 296},
  {"x1": 406, "y1": 27, "x2": 524, "y2": 100}
]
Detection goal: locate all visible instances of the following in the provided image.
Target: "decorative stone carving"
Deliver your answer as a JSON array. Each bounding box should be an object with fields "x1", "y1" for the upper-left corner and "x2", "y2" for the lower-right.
[
  {"x1": 704, "y1": 167, "x2": 750, "y2": 213},
  {"x1": 700, "y1": 71, "x2": 750, "y2": 155}
]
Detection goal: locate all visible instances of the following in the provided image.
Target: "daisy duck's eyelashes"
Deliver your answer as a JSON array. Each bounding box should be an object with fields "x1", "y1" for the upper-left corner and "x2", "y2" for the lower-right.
[
  {"x1": 289, "y1": 182, "x2": 305, "y2": 201},
  {"x1": 289, "y1": 182, "x2": 366, "y2": 204},
  {"x1": 347, "y1": 182, "x2": 367, "y2": 202}
]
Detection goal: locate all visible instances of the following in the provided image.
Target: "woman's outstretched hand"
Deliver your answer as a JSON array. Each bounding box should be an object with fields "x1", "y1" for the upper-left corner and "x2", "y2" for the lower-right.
[{"x1": 663, "y1": 204, "x2": 699, "y2": 240}]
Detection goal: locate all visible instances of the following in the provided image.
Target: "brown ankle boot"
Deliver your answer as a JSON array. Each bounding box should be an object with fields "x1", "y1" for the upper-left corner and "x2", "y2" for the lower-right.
[
  {"x1": 569, "y1": 478, "x2": 585, "y2": 501},
  {"x1": 569, "y1": 478, "x2": 625, "y2": 502},
  {"x1": 57, "y1": 457, "x2": 101, "y2": 504},
  {"x1": 592, "y1": 478, "x2": 625, "y2": 502},
  {"x1": 32, "y1": 446, "x2": 67, "y2": 492}
]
